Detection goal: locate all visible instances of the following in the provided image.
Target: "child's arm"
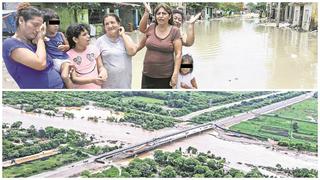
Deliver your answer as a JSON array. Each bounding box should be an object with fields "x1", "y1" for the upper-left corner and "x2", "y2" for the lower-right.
[
  {"x1": 96, "y1": 55, "x2": 107, "y2": 81},
  {"x1": 71, "y1": 70, "x2": 101, "y2": 85},
  {"x1": 58, "y1": 32, "x2": 70, "y2": 52},
  {"x1": 191, "y1": 77, "x2": 198, "y2": 89}
]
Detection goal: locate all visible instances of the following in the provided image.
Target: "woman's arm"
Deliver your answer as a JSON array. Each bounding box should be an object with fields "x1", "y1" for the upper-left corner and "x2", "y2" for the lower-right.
[
  {"x1": 170, "y1": 38, "x2": 182, "y2": 87},
  {"x1": 119, "y1": 27, "x2": 138, "y2": 56},
  {"x1": 11, "y1": 23, "x2": 47, "y2": 70},
  {"x1": 136, "y1": 34, "x2": 147, "y2": 52},
  {"x1": 139, "y1": 2, "x2": 151, "y2": 33},
  {"x1": 183, "y1": 12, "x2": 201, "y2": 47}
]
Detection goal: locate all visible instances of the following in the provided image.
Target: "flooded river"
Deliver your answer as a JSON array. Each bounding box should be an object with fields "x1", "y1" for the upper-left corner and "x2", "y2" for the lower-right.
[{"x1": 3, "y1": 106, "x2": 317, "y2": 171}]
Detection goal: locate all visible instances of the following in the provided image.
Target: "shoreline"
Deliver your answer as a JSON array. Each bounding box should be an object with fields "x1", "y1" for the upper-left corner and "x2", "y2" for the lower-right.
[{"x1": 212, "y1": 128, "x2": 317, "y2": 157}]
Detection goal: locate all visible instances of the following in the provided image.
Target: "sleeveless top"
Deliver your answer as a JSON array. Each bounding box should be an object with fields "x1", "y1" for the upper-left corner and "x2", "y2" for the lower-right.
[{"x1": 2, "y1": 38, "x2": 64, "y2": 89}]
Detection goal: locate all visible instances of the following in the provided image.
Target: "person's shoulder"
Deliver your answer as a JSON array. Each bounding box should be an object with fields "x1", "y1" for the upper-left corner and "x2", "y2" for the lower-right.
[
  {"x1": 147, "y1": 23, "x2": 156, "y2": 31},
  {"x1": 88, "y1": 44, "x2": 99, "y2": 53},
  {"x1": 58, "y1": 31, "x2": 66, "y2": 37},
  {"x1": 3, "y1": 38, "x2": 26, "y2": 49},
  {"x1": 97, "y1": 34, "x2": 106, "y2": 41},
  {"x1": 149, "y1": 23, "x2": 156, "y2": 28},
  {"x1": 171, "y1": 26, "x2": 181, "y2": 33},
  {"x1": 3, "y1": 37, "x2": 17, "y2": 45},
  {"x1": 66, "y1": 48, "x2": 75, "y2": 56}
]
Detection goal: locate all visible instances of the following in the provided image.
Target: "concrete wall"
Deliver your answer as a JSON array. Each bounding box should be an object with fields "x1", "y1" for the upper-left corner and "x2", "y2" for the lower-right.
[
  {"x1": 292, "y1": 5, "x2": 301, "y2": 26},
  {"x1": 302, "y1": 4, "x2": 312, "y2": 31}
]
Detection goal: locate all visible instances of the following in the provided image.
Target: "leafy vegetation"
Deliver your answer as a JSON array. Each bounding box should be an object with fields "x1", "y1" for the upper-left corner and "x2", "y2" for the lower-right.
[
  {"x1": 230, "y1": 97, "x2": 318, "y2": 152},
  {"x1": 2, "y1": 122, "x2": 119, "y2": 177},
  {"x1": 81, "y1": 148, "x2": 317, "y2": 178},
  {"x1": 3, "y1": 91, "x2": 272, "y2": 130},
  {"x1": 191, "y1": 92, "x2": 306, "y2": 124}
]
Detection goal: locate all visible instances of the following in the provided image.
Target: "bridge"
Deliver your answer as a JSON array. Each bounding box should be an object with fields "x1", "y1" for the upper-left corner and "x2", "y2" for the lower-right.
[
  {"x1": 94, "y1": 92, "x2": 315, "y2": 163},
  {"x1": 94, "y1": 122, "x2": 215, "y2": 163},
  {"x1": 30, "y1": 91, "x2": 315, "y2": 177}
]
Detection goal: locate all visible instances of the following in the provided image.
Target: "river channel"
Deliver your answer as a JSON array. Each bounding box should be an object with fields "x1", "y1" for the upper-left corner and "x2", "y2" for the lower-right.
[{"x1": 2, "y1": 105, "x2": 317, "y2": 172}]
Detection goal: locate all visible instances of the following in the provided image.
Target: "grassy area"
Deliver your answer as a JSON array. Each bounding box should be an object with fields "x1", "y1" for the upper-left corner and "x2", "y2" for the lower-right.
[
  {"x1": 272, "y1": 98, "x2": 317, "y2": 121},
  {"x1": 230, "y1": 98, "x2": 318, "y2": 152},
  {"x1": 122, "y1": 96, "x2": 165, "y2": 105},
  {"x1": 2, "y1": 151, "x2": 87, "y2": 178}
]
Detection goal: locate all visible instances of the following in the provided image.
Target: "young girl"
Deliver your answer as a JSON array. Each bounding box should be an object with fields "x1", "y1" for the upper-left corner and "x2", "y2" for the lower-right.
[
  {"x1": 176, "y1": 54, "x2": 198, "y2": 89},
  {"x1": 43, "y1": 8, "x2": 73, "y2": 88},
  {"x1": 66, "y1": 24, "x2": 107, "y2": 89}
]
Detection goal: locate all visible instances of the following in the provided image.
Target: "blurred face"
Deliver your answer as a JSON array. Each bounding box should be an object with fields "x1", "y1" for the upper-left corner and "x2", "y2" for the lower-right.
[
  {"x1": 173, "y1": 13, "x2": 183, "y2": 28},
  {"x1": 74, "y1": 29, "x2": 90, "y2": 47},
  {"x1": 104, "y1": 16, "x2": 120, "y2": 37},
  {"x1": 180, "y1": 60, "x2": 192, "y2": 75},
  {"x1": 47, "y1": 18, "x2": 59, "y2": 35},
  {"x1": 156, "y1": 7, "x2": 171, "y2": 25},
  {"x1": 20, "y1": 16, "x2": 43, "y2": 40}
]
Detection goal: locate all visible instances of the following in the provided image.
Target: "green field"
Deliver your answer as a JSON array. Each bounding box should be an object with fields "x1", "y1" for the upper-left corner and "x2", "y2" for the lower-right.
[
  {"x1": 272, "y1": 98, "x2": 317, "y2": 121},
  {"x1": 122, "y1": 96, "x2": 165, "y2": 105},
  {"x1": 2, "y1": 152, "x2": 87, "y2": 178},
  {"x1": 230, "y1": 98, "x2": 318, "y2": 152}
]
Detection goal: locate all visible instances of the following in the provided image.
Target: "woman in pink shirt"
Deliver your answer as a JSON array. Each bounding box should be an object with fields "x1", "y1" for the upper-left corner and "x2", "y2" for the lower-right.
[{"x1": 66, "y1": 24, "x2": 107, "y2": 89}]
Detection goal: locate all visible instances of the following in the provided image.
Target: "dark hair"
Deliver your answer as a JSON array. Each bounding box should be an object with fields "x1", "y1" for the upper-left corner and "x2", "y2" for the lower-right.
[
  {"x1": 42, "y1": 8, "x2": 59, "y2": 25},
  {"x1": 172, "y1": 9, "x2": 184, "y2": 22},
  {"x1": 66, "y1": 24, "x2": 90, "y2": 49},
  {"x1": 181, "y1": 54, "x2": 194, "y2": 73},
  {"x1": 154, "y1": 3, "x2": 173, "y2": 25},
  {"x1": 16, "y1": 2, "x2": 42, "y2": 28}
]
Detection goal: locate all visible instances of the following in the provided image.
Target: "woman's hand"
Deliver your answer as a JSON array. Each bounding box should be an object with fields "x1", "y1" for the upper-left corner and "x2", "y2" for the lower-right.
[
  {"x1": 170, "y1": 73, "x2": 178, "y2": 88},
  {"x1": 119, "y1": 26, "x2": 125, "y2": 37},
  {"x1": 98, "y1": 69, "x2": 108, "y2": 81},
  {"x1": 143, "y1": 2, "x2": 152, "y2": 14},
  {"x1": 187, "y1": 12, "x2": 202, "y2": 24},
  {"x1": 93, "y1": 77, "x2": 106, "y2": 86},
  {"x1": 32, "y1": 23, "x2": 47, "y2": 44}
]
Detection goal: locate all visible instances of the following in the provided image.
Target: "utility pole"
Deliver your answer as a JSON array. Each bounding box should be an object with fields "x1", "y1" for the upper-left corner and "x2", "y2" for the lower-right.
[{"x1": 276, "y1": 2, "x2": 281, "y2": 27}]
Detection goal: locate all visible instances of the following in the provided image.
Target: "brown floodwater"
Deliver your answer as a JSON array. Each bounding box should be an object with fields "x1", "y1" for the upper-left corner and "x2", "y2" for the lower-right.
[{"x1": 3, "y1": 106, "x2": 317, "y2": 172}]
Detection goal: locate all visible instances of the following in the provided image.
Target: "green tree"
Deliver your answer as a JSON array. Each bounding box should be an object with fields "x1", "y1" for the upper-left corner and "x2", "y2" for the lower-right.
[
  {"x1": 11, "y1": 121, "x2": 22, "y2": 129},
  {"x1": 245, "y1": 167, "x2": 264, "y2": 177},
  {"x1": 292, "y1": 122, "x2": 299, "y2": 133},
  {"x1": 160, "y1": 165, "x2": 177, "y2": 178}
]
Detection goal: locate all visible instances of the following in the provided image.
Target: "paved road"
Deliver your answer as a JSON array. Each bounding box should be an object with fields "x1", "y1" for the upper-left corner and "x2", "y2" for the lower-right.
[
  {"x1": 215, "y1": 92, "x2": 315, "y2": 128},
  {"x1": 175, "y1": 92, "x2": 285, "y2": 121}
]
